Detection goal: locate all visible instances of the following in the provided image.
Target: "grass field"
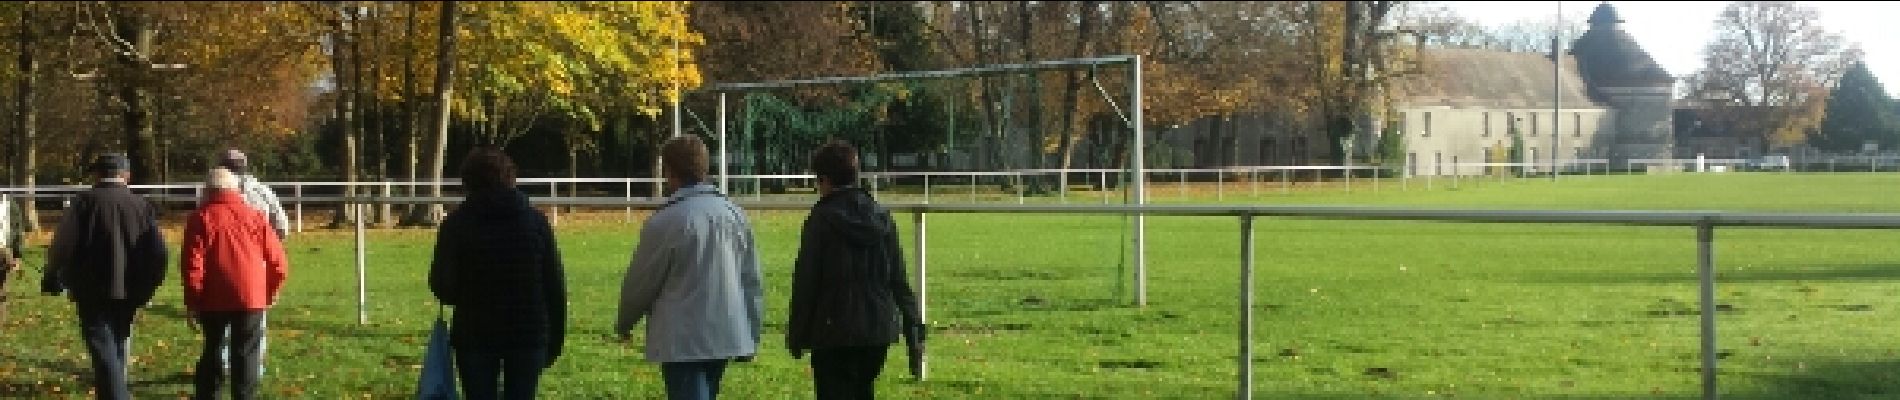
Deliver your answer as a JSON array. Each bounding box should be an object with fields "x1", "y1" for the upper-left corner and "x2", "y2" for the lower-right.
[{"x1": 4, "y1": 172, "x2": 1900, "y2": 399}]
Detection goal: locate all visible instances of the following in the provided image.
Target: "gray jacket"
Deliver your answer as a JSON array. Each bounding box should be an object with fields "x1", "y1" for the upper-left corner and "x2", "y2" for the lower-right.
[
  {"x1": 199, "y1": 174, "x2": 289, "y2": 240},
  {"x1": 615, "y1": 184, "x2": 764, "y2": 362}
]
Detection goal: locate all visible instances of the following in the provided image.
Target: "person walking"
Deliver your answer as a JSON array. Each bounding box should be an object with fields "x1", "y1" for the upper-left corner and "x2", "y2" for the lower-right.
[
  {"x1": 180, "y1": 167, "x2": 289, "y2": 400},
  {"x1": 429, "y1": 146, "x2": 567, "y2": 400},
  {"x1": 201, "y1": 149, "x2": 289, "y2": 376},
  {"x1": 787, "y1": 140, "x2": 925, "y2": 400},
  {"x1": 40, "y1": 153, "x2": 170, "y2": 400},
  {"x1": 1, "y1": 193, "x2": 26, "y2": 314},
  {"x1": 615, "y1": 135, "x2": 764, "y2": 400}
]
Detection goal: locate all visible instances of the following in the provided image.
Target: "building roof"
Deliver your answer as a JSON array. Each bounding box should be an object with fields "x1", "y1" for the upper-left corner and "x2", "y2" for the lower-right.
[
  {"x1": 1568, "y1": 2, "x2": 1674, "y2": 89},
  {"x1": 1392, "y1": 49, "x2": 1602, "y2": 109}
]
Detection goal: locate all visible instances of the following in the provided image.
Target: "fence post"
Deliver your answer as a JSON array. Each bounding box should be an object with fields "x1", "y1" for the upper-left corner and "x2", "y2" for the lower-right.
[
  {"x1": 1452, "y1": 158, "x2": 1460, "y2": 190},
  {"x1": 380, "y1": 180, "x2": 392, "y2": 226},
  {"x1": 924, "y1": 175, "x2": 932, "y2": 204},
  {"x1": 1696, "y1": 221, "x2": 1718, "y2": 400},
  {"x1": 355, "y1": 201, "x2": 369, "y2": 325},
  {"x1": 914, "y1": 210, "x2": 930, "y2": 381},
  {"x1": 1282, "y1": 169, "x2": 1290, "y2": 195},
  {"x1": 1238, "y1": 213, "x2": 1256, "y2": 400},
  {"x1": 294, "y1": 184, "x2": 304, "y2": 233},
  {"x1": 548, "y1": 181, "x2": 560, "y2": 227},
  {"x1": 970, "y1": 173, "x2": 978, "y2": 203},
  {"x1": 625, "y1": 181, "x2": 633, "y2": 223}
]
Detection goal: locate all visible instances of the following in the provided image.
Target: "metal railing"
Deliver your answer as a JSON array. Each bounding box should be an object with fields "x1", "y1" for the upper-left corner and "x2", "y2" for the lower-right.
[{"x1": 42, "y1": 194, "x2": 1893, "y2": 400}]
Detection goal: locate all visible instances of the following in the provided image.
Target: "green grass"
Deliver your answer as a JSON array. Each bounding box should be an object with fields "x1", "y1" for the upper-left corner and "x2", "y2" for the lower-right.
[{"x1": 5, "y1": 172, "x2": 1900, "y2": 398}]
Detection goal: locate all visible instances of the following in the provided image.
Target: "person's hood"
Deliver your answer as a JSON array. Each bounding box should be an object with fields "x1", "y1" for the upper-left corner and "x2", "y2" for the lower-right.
[
  {"x1": 459, "y1": 188, "x2": 534, "y2": 219},
  {"x1": 815, "y1": 187, "x2": 890, "y2": 245}
]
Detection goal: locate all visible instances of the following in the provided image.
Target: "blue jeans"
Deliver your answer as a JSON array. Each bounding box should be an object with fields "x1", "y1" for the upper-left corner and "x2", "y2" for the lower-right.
[
  {"x1": 75, "y1": 299, "x2": 138, "y2": 400},
  {"x1": 454, "y1": 347, "x2": 546, "y2": 400},
  {"x1": 661, "y1": 360, "x2": 729, "y2": 400}
]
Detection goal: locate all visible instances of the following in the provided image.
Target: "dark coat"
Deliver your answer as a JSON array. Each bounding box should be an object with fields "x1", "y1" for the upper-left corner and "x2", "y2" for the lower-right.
[
  {"x1": 787, "y1": 187, "x2": 922, "y2": 353},
  {"x1": 428, "y1": 188, "x2": 567, "y2": 364},
  {"x1": 42, "y1": 181, "x2": 169, "y2": 305}
]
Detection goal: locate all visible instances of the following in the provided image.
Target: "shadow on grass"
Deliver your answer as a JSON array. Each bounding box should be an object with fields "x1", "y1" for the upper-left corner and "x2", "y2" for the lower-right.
[
  {"x1": 1518, "y1": 263, "x2": 1900, "y2": 285},
  {"x1": 1729, "y1": 358, "x2": 1900, "y2": 399}
]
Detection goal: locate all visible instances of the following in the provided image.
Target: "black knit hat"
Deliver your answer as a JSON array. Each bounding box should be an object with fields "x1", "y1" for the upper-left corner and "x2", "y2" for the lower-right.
[{"x1": 90, "y1": 153, "x2": 130, "y2": 173}]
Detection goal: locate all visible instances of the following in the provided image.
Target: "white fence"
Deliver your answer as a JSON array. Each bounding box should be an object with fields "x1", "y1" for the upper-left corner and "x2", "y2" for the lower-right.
[{"x1": 9, "y1": 190, "x2": 1897, "y2": 399}]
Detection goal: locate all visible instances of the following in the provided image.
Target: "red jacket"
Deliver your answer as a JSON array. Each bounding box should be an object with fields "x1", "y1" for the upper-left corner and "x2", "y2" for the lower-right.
[{"x1": 181, "y1": 190, "x2": 289, "y2": 312}]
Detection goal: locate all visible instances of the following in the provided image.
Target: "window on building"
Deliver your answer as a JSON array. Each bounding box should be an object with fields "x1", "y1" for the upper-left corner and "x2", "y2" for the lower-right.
[
  {"x1": 1434, "y1": 151, "x2": 1443, "y2": 175},
  {"x1": 1483, "y1": 112, "x2": 1491, "y2": 137},
  {"x1": 1397, "y1": 113, "x2": 1408, "y2": 136},
  {"x1": 1423, "y1": 112, "x2": 1433, "y2": 137},
  {"x1": 1507, "y1": 112, "x2": 1518, "y2": 136},
  {"x1": 1573, "y1": 113, "x2": 1583, "y2": 137},
  {"x1": 1407, "y1": 152, "x2": 1417, "y2": 176},
  {"x1": 1531, "y1": 113, "x2": 1539, "y2": 137}
]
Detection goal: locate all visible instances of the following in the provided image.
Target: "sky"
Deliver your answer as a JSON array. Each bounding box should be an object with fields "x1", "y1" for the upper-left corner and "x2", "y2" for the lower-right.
[{"x1": 1442, "y1": 1, "x2": 1900, "y2": 97}]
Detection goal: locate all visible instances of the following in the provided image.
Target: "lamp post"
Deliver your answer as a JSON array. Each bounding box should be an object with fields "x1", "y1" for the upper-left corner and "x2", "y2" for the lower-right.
[{"x1": 1552, "y1": 1, "x2": 1563, "y2": 181}]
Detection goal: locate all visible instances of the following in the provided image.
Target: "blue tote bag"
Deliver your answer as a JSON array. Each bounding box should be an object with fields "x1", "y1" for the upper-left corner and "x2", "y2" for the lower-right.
[{"x1": 417, "y1": 307, "x2": 459, "y2": 400}]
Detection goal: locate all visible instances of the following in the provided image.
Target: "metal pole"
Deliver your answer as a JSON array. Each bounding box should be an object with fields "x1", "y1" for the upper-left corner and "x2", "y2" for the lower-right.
[
  {"x1": 548, "y1": 181, "x2": 559, "y2": 226},
  {"x1": 914, "y1": 211, "x2": 929, "y2": 380},
  {"x1": 1697, "y1": 221, "x2": 1717, "y2": 400},
  {"x1": 354, "y1": 202, "x2": 368, "y2": 325},
  {"x1": 718, "y1": 93, "x2": 729, "y2": 192},
  {"x1": 1238, "y1": 213, "x2": 1256, "y2": 400},
  {"x1": 924, "y1": 175, "x2": 931, "y2": 204},
  {"x1": 624, "y1": 181, "x2": 632, "y2": 222},
  {"x1": 1132, "y1": 55, "x2": 1148, "y2": 307}
]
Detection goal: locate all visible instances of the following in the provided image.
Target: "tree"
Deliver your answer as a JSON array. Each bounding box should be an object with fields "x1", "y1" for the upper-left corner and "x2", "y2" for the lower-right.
[
  {"x1": 8, "y1": 1, "x2": 40, "y2": 231},
  {"x1": 1690, "y1": 1, "x2": 1858, "y2": 151},
  {"x1": 1813, "y1": 62, "x2": 1899, "y2": 151}
]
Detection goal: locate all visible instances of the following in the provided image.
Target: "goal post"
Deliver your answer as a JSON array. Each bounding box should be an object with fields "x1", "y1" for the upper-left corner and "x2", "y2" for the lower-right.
[{"x1": 685, "y1": 55, "x2": 1152, "y2": 306}]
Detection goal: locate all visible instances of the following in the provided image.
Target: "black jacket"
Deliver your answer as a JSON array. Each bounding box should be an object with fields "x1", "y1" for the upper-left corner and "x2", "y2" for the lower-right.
[
  {"x1": 428, "y1": 189, "x2": 567, "y2": 363},
  {"x1": 42, "y1": 181, "x2": 169, "y2": 305},
  {"x1": 787, "y1": 187, "x2": 922, "y2": 352}
]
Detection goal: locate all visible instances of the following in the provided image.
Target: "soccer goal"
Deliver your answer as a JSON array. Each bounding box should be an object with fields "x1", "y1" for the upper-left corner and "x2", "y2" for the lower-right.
[{"x1": 677, "y1": 55, "x2": 1159, "y2": 305}]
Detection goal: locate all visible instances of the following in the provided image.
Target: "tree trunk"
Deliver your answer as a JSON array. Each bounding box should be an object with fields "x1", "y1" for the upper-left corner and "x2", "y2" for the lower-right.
[
  {"x1": 1055, "y1": 1, "x2": 1096, "y2": 193},
  {"x1": 329, "y1": 7, "x2": 359, "y2": 228},
  {"x1": 14, "y1": 1, "x2": 40, "y2": 231},
  {"x1": 112, "y1": 8, "x2": 160, "y2": 186},
  {"x1": 1017, "y1": 2, "x2": 1046, "y2": 194},
  {"x1": 399, "y1": 0, "x2": 422, "y2": 225},
  {"x1": 366, "y1": 4, "x2": 389, "y2": 225},
  {"x1": 423, "y1": 0, "x2": 458, "y2": 225}
]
